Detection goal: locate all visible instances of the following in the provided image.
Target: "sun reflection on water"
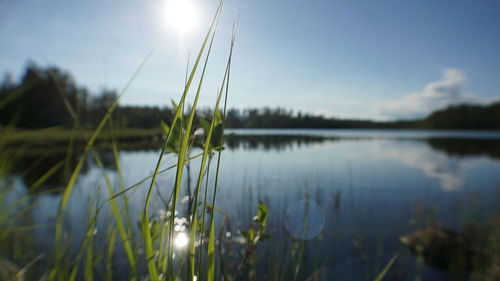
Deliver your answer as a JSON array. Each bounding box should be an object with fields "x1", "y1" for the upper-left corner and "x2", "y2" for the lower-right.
[{"x1": 174, "y1": 232, "x2": 189, "y2": 248}]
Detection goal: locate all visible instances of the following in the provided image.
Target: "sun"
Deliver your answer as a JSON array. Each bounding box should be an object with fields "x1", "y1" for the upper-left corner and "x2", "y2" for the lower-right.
[{"x1": 164, "y1": 0, "x2": 198, "y2": 34}]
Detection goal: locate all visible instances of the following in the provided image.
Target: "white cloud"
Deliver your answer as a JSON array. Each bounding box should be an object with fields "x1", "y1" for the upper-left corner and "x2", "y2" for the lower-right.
[{"x1": 380, "y1": 68, "x2": 484, "y2": 119}]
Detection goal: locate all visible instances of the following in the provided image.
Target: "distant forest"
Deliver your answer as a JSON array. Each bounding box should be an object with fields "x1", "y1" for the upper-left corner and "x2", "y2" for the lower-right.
[{"x1": 1, "y1": 63, "x2": 499, "y2": 130}]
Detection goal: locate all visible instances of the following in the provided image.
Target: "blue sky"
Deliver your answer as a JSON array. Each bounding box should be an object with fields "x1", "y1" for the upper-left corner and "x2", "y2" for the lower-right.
[{"x1": 1, "y1": 0, "x2": 499, "y2": 120}]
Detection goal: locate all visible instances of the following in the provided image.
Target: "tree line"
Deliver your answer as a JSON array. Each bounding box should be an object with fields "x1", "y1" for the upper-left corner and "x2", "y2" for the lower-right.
[
  {"x1": 1, "y1": 62, "x2": 499, "y2": 130},
  {"x1": 0, "y1": 62, "x2": 176, "y2": 129}
]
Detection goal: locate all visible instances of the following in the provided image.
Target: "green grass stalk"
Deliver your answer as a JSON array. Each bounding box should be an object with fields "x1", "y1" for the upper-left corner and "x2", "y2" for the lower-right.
[
  {"x1": 92, "y1": 151, "x2": 137, "y2": 276},
  {"x1": 207, "y1": 19, "x2": 237, "y2": 281},
  {"x1": 52, "y1": 50, "x2": 152, "y2": 280},
  {"x1": 140, "y1": 2, "x2": 224, "y2": 280}
]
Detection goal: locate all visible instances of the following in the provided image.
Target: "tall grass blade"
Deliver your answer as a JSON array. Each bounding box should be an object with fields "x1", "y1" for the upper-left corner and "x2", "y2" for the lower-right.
[
  {"x1": 68, "y1": 266, "x2": 78, "y2": 281},
  {"x1": 106, "y1": 226, "x2": 117, "y2": 281},
  {"x1": 110, "y1": 124, "x2": 134, "y2": 242},
  {"x1": 29, "y1": 160, "x2": 64, "y2": 191},
  {"x1": 52, "y1": 50, "x2": 152, "y2": 280},
  {"x1": 197, "y1": 155, "x2": 212, "y2": 274},
  {"x1": 103, "y1": 152, "x2": 205, "y2": 204},
  {"x1": 83, "y1": 198, "x2": 100, "y2": 281},
  {"x1": 181, "y1": 12, "x2": 221, "y2": 281},
  {"x1": 92, "y1": 151, "x2": 137, "y2": 276},
  {"x1": 207, "y1": 218, "x2": 215, "y2": 281},
  {"x1": 140, "y1": 2, "x2": 224, "y2": 280},
  {"x1": 373, "y1": 252, "x2": 400, "y2": 281},
  {"x1": 207, "y1": 19, "x2": 237, "y2": 281},
  {"x1": 0, "y1": 83, "x2": 35, "y2": 110}
]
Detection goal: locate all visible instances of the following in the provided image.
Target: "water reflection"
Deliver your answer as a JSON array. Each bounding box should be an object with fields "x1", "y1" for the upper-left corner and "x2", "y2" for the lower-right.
[
  {"x1": 174, "y1": 232, "x2": 189, "y2": 248},
  {"x1": 374, "y1": 140, "x2": 470, "y2": 190},
  {"x1": 2, "y1": 130, "x2": 500, "y2": 280},
  {"x1": 426, "y1": 138, "x2": 500, "y2": 159},
  {"x1": 224, "y1": 134, "x2": 334, "y2": 151},
  {"x1": 7, "y1": 132, "x2": 500, "y2": 194},
  {"x1": 7, "y1": 148, "x2": 118, "y2": 192}
]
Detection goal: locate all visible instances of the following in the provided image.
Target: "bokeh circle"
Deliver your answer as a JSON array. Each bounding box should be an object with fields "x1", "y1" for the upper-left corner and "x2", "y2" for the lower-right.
[{"x1": 284, "y1": 199, "x2": 325, "y2": 240}]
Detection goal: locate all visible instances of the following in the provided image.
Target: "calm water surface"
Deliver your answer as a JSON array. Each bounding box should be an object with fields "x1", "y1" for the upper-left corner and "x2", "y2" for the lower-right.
[{"x1": 8, "y1": 129, "x2": 500, "y2": 280}]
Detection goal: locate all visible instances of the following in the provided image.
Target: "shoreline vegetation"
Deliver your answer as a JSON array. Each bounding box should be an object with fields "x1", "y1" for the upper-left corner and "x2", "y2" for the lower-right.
[
  {"x1": 1, "y1": 63, "x2": 499, "y2": 136},
  {"x1": 1, "y1": 127, "x2": 164, "y2": 148},
  {"x1": 1, "y1": 2, "x2": 250, "y2": 280},
  {"x1": 3, "y1": 126, "x2": 500, "y2": 150},
  {"x1": 1, "y1": 3, "x2": 498, "y2": 281}
]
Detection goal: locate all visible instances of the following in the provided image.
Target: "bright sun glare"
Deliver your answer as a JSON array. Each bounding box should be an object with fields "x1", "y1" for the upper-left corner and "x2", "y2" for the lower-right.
[
  {"x1": 164, "y1": 0, "x2": 198, "y2": 33},
  {"x1": 174, "y1": 232, "x2": 189, "y2": 248}
]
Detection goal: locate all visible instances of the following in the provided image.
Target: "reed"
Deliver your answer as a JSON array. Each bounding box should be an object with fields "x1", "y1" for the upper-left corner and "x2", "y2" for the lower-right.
[{"x1": 0, "y1": 0, "x2": 402, "y2": 279}]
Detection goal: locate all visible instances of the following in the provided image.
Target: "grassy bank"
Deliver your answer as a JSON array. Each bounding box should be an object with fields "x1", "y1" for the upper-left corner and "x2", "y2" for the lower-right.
[{"x1": 1, "y1": 127, "x2": 164, "y2": 148}]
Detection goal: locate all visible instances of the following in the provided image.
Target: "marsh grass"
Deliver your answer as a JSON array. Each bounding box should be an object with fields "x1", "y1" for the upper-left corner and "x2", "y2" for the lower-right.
[
  {"x1": 0, "y1": 0, "x2": 403, "y2": 279},
  {"x1": 0, "y1": 0, "x2": 243, "y2": 280}
]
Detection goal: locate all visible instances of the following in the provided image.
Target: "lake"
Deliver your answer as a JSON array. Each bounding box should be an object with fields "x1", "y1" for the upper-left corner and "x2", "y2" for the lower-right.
[{"x1": 4, "y1": 129, "x2": 500, "y2": 280}]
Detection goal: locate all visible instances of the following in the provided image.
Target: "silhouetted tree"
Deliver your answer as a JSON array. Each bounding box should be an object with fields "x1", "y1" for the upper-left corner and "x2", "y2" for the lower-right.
[{"x1": 1, "y1": 62, "x2": 499, "y2": 130}]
